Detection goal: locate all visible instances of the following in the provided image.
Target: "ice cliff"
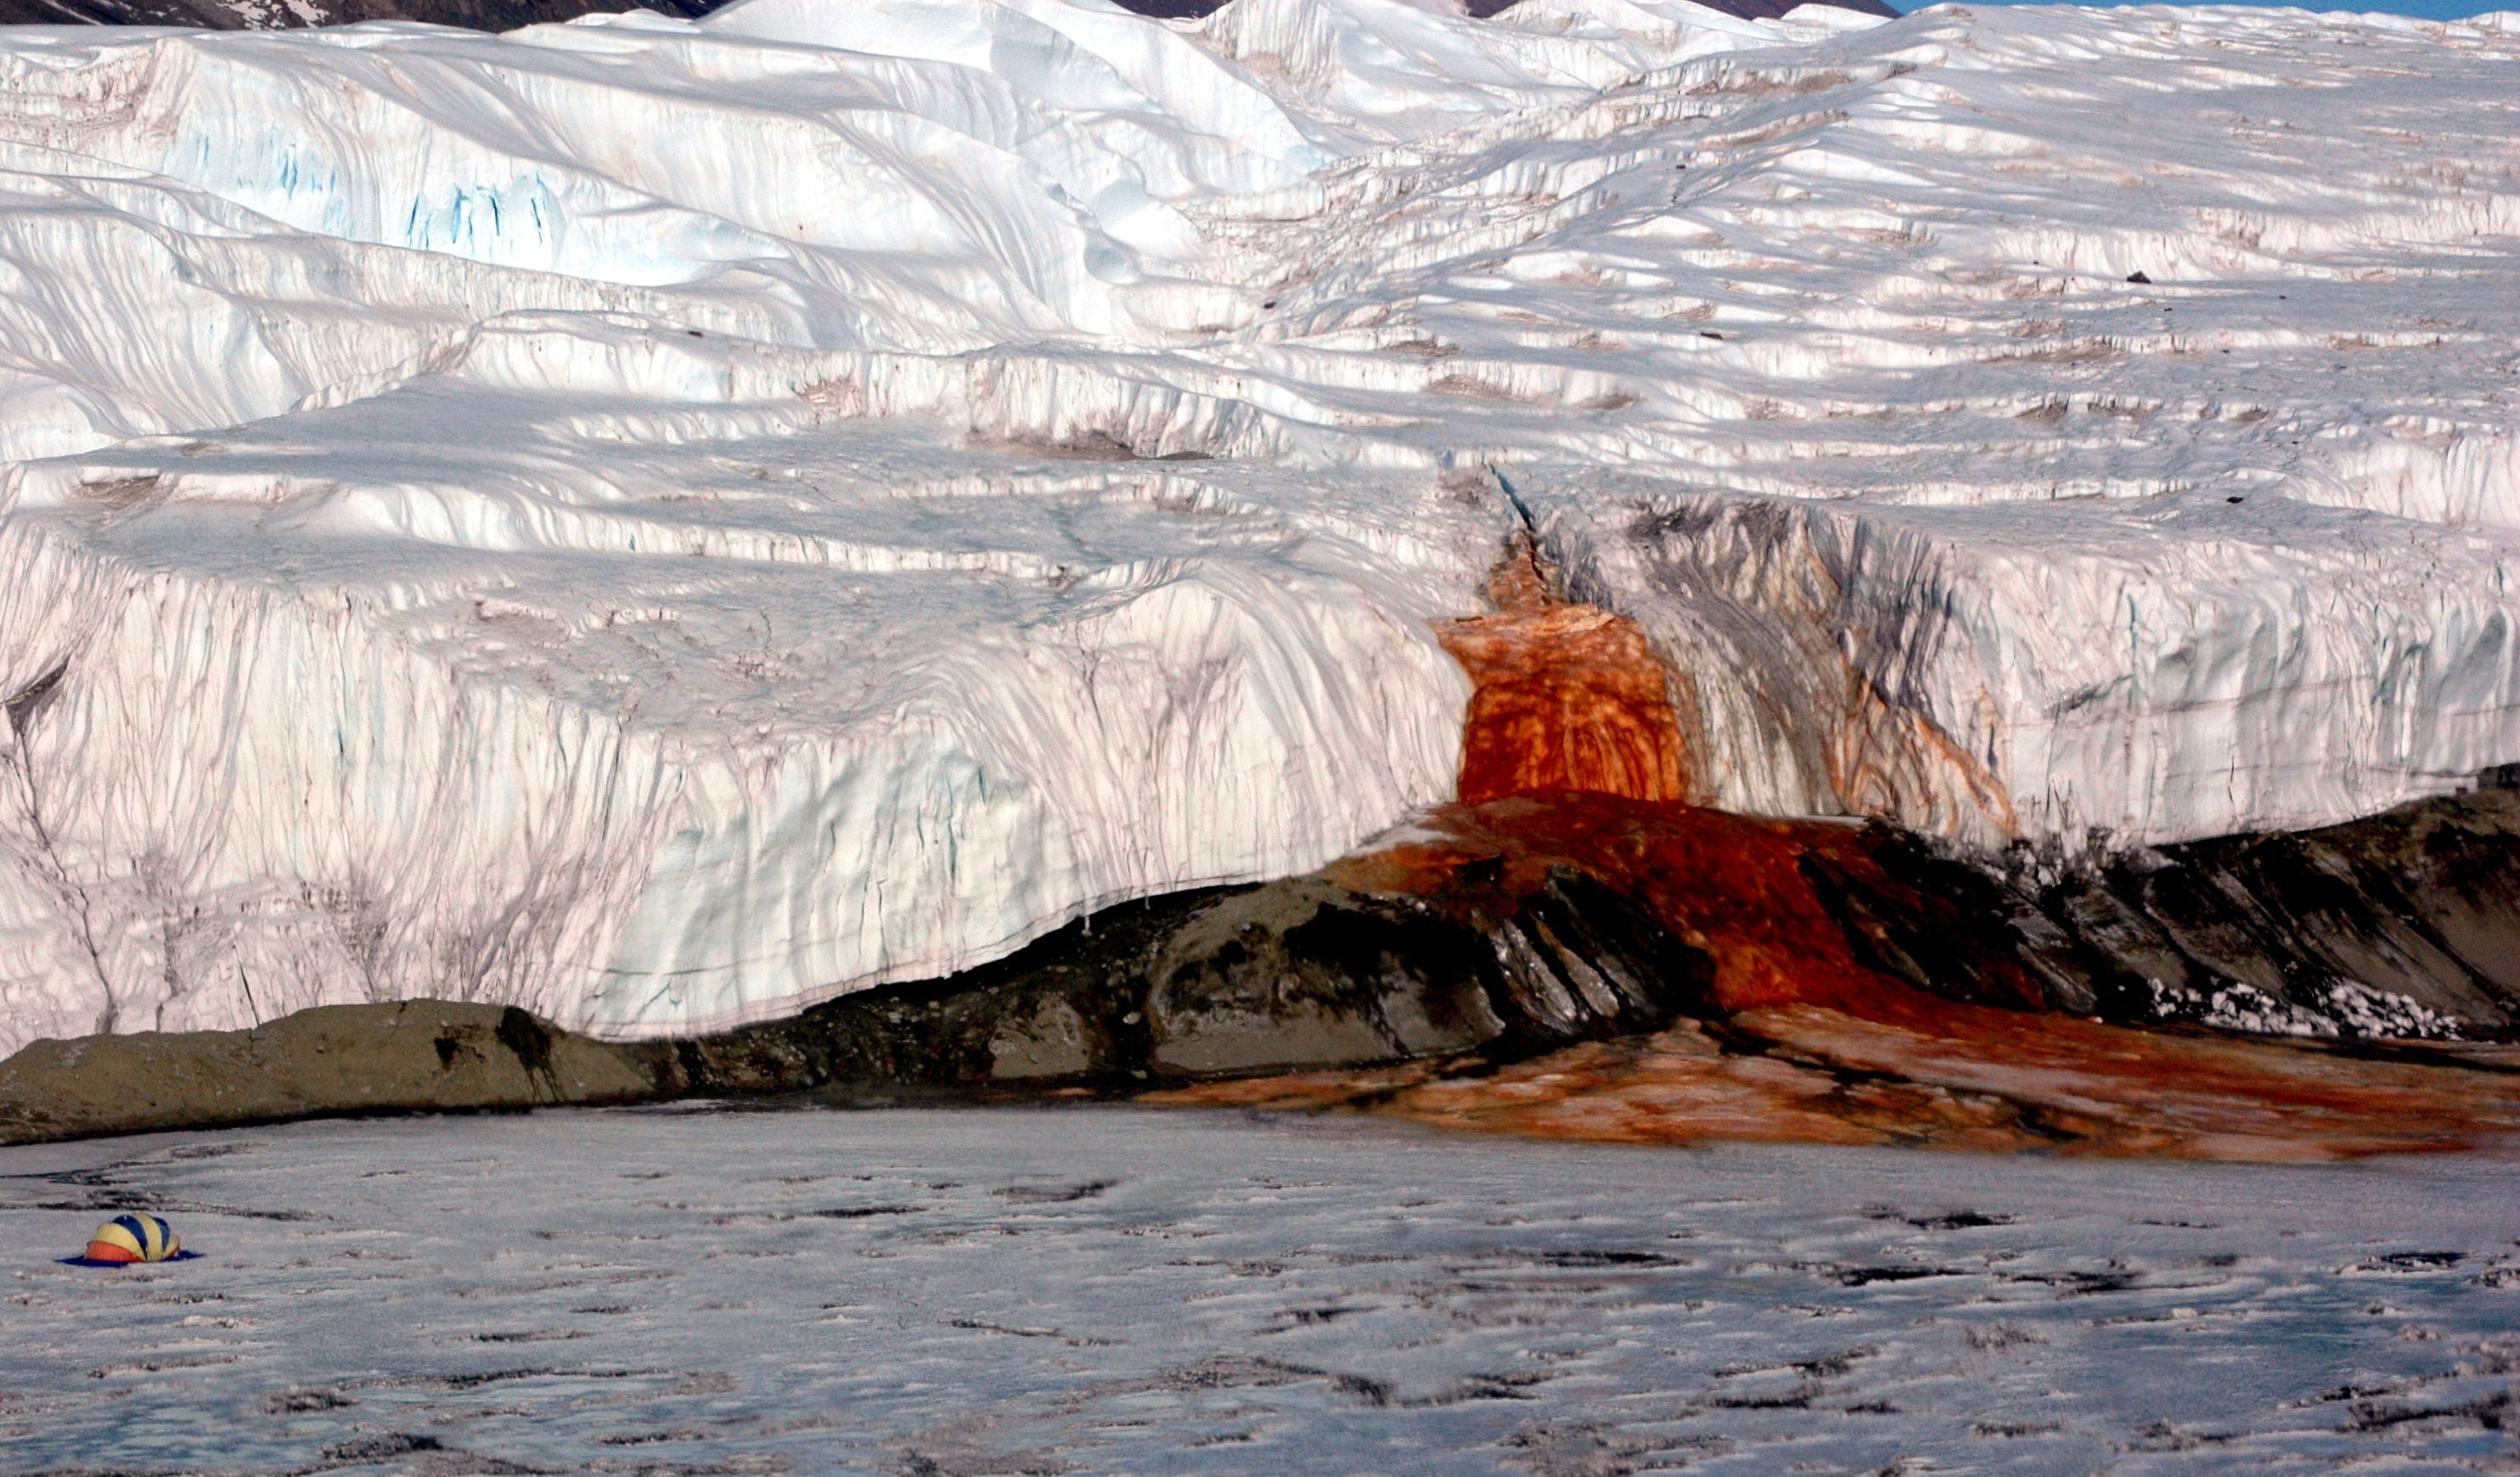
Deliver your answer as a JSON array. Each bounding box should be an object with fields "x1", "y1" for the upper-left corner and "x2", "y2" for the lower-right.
[{"x1": 1, "y1": 0, "x2": 2516, "y2": 1052}]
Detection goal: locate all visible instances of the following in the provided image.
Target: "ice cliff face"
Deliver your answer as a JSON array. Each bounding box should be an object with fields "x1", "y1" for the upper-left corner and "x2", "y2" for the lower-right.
[{"x1": 1, "y1": 0, "x2": 2516, "y2": 1053}]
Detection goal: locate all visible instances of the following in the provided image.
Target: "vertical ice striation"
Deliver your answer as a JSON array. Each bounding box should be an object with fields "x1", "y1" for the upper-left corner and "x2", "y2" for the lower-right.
[
  {"x1": 0, "y1": 456, "x2": 1482, "y2": 1049},
  {"x1": 1544, "y1": 485, "x2": 2520, "y2": 851}
]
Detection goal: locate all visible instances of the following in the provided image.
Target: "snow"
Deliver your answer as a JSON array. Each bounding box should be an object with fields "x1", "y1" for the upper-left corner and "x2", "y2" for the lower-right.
[
  {"x1": 1, "y1": 0, "x2": 2517, "y2": 1047},
  {"x1": 3, "y1": 1108, "x2": 2517, "y2": 1474},
  {"x1": 2146, "y1": 977, "x2": 2466, "y2": 1042}
]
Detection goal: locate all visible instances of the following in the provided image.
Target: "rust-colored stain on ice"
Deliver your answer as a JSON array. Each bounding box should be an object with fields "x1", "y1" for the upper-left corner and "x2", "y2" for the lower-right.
[
  {"x1": 1435, "y1": 542, "x2": 1689, "y2": 806},
  {"x1": 1150, "y1": 552, "x2": 2520, "y2": 1161},
  {"x1": 1315, "y1": 795, "x2": 2520, "y2": 1159}
]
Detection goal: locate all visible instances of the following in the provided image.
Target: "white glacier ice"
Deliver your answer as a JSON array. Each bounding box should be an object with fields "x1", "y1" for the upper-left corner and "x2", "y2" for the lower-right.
[{"x1": 0, "y1": 0, "x2": 2516, "y2": 1050}]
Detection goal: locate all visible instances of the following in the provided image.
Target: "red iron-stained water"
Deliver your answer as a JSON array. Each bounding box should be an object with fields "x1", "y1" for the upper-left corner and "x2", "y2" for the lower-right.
[
  {"x1": 1150, "y1": 551, "x2": 2520, "y2": 1160},
  {"x1": 1435, "y1": 540, "x2": 1690, "y2": 807}
]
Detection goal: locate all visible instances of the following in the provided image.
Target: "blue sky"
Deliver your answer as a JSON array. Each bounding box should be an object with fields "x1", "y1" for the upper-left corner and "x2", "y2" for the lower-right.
[{"x1": 1893, "y1": 0, "x2": 2508, "y2": 18}]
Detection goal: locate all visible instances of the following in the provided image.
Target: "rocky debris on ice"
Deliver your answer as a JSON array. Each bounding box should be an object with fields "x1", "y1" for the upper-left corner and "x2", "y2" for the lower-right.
[{"x1": 1, "y1": 0, "x2": 2517, "y2": 1050}]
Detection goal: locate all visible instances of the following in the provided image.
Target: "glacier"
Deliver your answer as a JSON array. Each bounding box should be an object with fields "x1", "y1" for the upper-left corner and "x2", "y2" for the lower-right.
[{"x1": 1, "y1": 0, "x2": 2517, "y2": 1053}]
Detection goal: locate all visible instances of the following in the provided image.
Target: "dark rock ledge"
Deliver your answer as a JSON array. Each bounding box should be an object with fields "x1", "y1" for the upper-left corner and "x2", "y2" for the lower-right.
[
  {"x1": 0, "y1": 1000, "x2": 676, "y2": 1146},
  {"x1": 3, "y1": 788, "x2": 2516, "y2": 1148}
]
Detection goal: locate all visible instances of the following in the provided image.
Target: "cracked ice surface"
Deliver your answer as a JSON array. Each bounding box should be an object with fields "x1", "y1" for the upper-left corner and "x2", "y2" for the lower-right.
[
  {"x1": 2, "y1": 0, "x2": 2519, "y2": 1047},
  {"x1": 3, "y1": 1109, "x2": 2518, "y2": 1474}
]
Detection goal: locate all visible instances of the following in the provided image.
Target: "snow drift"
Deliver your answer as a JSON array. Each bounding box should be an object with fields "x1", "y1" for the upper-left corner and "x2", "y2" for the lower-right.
[{"x1": 1, "y1": 0, "x2": 2516, "y2": 1052}]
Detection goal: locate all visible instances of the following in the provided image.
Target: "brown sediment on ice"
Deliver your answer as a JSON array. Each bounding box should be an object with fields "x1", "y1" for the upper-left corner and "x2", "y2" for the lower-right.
[
  {"x1": 1146, "y1": 543, "x2": 2520, "y2": 1160},
  {"x1": 1151, "y1": 794, "x2": 2520, "y2": 1159},
  {"x1": 1156, "y1": 1025, "x2": 2520, "y2": 1160}
]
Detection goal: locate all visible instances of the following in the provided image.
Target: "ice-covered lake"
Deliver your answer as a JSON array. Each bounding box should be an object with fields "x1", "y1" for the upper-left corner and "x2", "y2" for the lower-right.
[{"x1": 3, "y1": 1106, "x2": 2515, "y2": 1474}]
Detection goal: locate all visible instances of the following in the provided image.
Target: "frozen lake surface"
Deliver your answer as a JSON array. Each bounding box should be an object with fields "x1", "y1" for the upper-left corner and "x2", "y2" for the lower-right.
[{"x1": 3, "y1": 1106, "x2": 2516, "y2": 1475}]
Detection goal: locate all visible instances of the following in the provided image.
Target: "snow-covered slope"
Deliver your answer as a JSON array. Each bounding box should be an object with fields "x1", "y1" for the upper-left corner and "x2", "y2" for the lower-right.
[
  {"x1": 1, "y1": 0, "x2": 2516, "y2": 1051},
  {"x1": 0, "y1": 0, "x2": 1895, "y2": 38},
  {"x1": 0, "y1": 0, "x2": 719, "y2": 31}
]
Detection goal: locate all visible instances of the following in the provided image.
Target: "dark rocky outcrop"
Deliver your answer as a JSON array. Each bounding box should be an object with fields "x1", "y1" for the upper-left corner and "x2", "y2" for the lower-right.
[
  {"x1": 1855, "y1": 789, "x2": 2520, "y2": 1041},
  {"x1": 675, "y1": 785, "x2": 2520, "y2": 1104},
  {"x1": 673, "y1": 864, "x2": 1711, "y2": 1098},
  {"x1": 3, "y1": 788, "x2": 2511, "y2": 1147},
  {"x1": 0, "y1": 1000, "x2": 675, "y2": 1144},
  {"x1": 0, "y1": 864, "x2": 1712, "y2": 1143}
]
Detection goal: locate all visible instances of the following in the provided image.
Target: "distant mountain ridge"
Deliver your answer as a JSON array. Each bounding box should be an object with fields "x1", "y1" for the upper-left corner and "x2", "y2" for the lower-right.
[{"x1": 0, "y1": 0, "x2": 1895, "y2": 34}]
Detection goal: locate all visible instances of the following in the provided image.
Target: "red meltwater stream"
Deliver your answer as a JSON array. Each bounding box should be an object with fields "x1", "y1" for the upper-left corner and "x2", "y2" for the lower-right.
[{"x1": 1153, "y1": 547, "x2": 2520, "y2": 1159}]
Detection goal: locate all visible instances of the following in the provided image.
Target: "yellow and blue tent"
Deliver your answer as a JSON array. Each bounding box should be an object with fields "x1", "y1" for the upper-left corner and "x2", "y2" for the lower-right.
[{"x1": 62, "y1": 1213, "x2": 198, "y2": 1266}]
